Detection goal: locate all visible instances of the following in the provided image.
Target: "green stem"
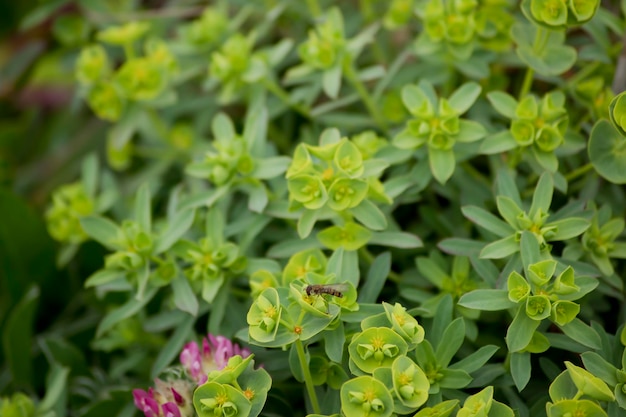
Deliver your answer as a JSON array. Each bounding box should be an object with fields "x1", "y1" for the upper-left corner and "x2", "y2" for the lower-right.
[
  {"x1": 518, "y1": 67, "x2": 534, "y2": 99},
  {"x1": 263, "y1": 79, "x2": 312, "y2": 119},
  {"x1": 295, "y1": 338, "x2": 321, "y2": 414},
  {"x1": 564, "y1": 162, "x2": 594, "y2": 182},
  {"x1": 344, "y1": 64, "x2": 388, "y2": 133}
]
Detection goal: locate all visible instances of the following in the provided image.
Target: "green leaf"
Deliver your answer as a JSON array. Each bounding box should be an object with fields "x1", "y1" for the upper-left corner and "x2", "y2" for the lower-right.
[
  {"x1": 438, "y1": 368, "x2": 472, "y2": 389},
  {"x1": 462, "y1": 205, "x2": 514, "y2": 237},
  {"x1": 456, "y1": 120, "x2": 487, "y2": 142},
  {"x1": 487, "y1": 91, "x2": 518, "y2": 119},
  {"x1": 154, "y1": 208, "x2": 196, "y2": 254},
  {"x1": 297, "y1": 209, "x2": 319, "y2": 238},
  {"x1": 512, "y1": 23, "x2": 577, "y2": 76},
  {"x1": 581, "y1": 352, "x2": 619, "y2": 386},
  {"x1": 84, "y1": 269, "x2": 125, "y2": 288},
  {"x1": 351, "y1": 199, "x2": 387, "y2": 230},
  {"x1": 588, "y1": 120, "x2": 626, "y2": 184},
  {"x1": 368, "y1": 231, "x2": 423, "y2": 248},
  {"x1": 96, "y1": 288, "x2": 158, "y2": 337},
  {"x1": 267, "y1": 237, "x2": 320, "y2": 258},
  {"x1": 326, "y1": 247, "x2": 360, "y2": 286},
  {"x1": 436, "y1": 318, "x2": 465, "y2": 367},
  {"x1": 496, "y1": 196, "x2": 524, "y2": 229},
  {"x1": 496, "y1": 168, "x2": 522, "y2": 206},
  {"x1": 529, "y1": 173, "x2": 553, "y2": 219},
  {"x1": 548, "y1": 218, "x2": 591, "y2": 241},
  {"x1": 359, "y1": 252, "x2": 391, "y2": 303},
  {"x1": 557, "y1": 318, "x2": 602, "y2": 350},
  {"x1": 417, "y1": 257, "x2": 448, "y2": 288},
  {"x1": 458, "y1": 289, "x2": 516, "y2": 311},
  {"x1": 429, "y1": 148, "x2": 456, "y2": 184},
  {"x1": 480, "y1": 235, "x2": 519, "y2": 259},
  {"x1": 80, "y1": 216, "x2": 123, "y2": 250},
  {"x1": 254, "y1": 156, "x2": 292, "y2": 179},
  {"x1": 81, "y1": 154, "x2": 99, "y2": 198},
  {"x1": 325, "y1": 321, "x2": 346, "y2": 363},
  {"x1": 480, "y1": 131, "x2": 518, "y2": 154},
  {"x1": 38, "y1": 363, "x2": 70, "y2": 415},
  {"x1": 449, "y1": 82, "x2": 482, "y2": 114},
  {"x1": 323, "y1": 64, "x2": 342, "y2": 98},
  {"x1": 449, "y1": 345, "x2": 500, "y2": 373},
  {"x1": 510, "y1": 351, "x2": 531, "y2": 391},
  {"x1": 212, "y1": 112, "x2": 236, "y2": 140},
  {"x1": 506, "y1": 306, "x2": 541, "y2": 352},
  {"x1": 135, "y1": 183, "x2": 152, "y2": 232},
  {"x1": 438, "y1": 238, "x2": 483, "y2": 256},
  {"x1": 520, "y1": 231, "x2": 542, "y2": 269},
  {"x1": 172, "y1": 275, "x2": 198, "y2": 316},
  {"x1": 3, "y1": 286, "x2": 39, "y2": 389}
]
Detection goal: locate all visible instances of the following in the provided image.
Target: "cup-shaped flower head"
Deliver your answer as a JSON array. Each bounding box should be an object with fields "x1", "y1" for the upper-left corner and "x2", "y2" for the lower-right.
[
  {"x1": 87, "y1": 80, "x2": 125, "y2": 122},
  {"x1": 383, "y1": 302, "x2": 425, "y2": 349},
  {"x1": 609, "y1": 91, "x2": 626, "y2": 137},
  {"x1": 247, "y1": 288, "x2": 282, "y2": 344},
  {"x1": 298, "y1": 7, "x2": 345, "y2": 70},
  {"x1": 193, "y1": 382, "x2": 251, "y2": 417},
  {"x1": 525, "y1": 295, "x2": 552, "y2": 321},
  {"x1": 75, "y1": 44, "x2": 110, "y2": 85},
  {"x1": 180, "y1": 334, "x2": 251, "y2": 384},
  {"x1": 97, "y1": 21, "x2": 150, "y2": 45},
  {"x1": 546, "y1": 399, "x2": 607, "y2": 417},
  {"x1": 45, "y1": 182, "x2": 95, "y2": 244},
  {"x1": 115, "y1": 57, "x2": 168, "y2": 101},
  {"x1": 349, "y1": 327, "x2": 408, "y2": 373},
  {"x1": 341, "y1": 376, "x2": 394, "y2": 417},
  {"x1": 527, "y1": 0, "x2": 600, "y2": 28},
  {"x1": 507, "y1": 271, "x2": 531, "y2": 303},
  {"x1": 391, "y1": 356, "x2": 430, "y2": 408},
  {"x1": 565, "y1": 362, "x2": 615, "y2": 402}
]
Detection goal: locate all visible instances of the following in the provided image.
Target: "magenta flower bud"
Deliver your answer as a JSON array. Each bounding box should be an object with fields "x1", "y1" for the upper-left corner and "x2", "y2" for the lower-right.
[
  {"x1": 132, "y1": 389, "x2": 159, "y2": 417},
  {"x1": 161, "y1": 402, "x2": 182, "y2": 417}
]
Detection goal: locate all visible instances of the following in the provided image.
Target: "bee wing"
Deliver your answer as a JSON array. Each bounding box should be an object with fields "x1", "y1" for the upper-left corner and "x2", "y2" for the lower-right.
[{"x1": 323, "y1": 283, "x2": 350, "y2": 293}]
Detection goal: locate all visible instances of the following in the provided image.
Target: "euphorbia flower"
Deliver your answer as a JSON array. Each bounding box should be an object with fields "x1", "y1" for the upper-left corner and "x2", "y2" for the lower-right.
[{"x1": 180, "y1": 333, "x2": 251, "y2": 384}]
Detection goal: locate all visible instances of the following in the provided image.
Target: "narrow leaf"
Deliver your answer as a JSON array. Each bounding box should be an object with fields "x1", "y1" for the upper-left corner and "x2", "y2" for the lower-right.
[
  {"x1": 510, "y1": 352, "x2": 532, "y2": 391},
  {"x1": 458, "y1": 289, "x2": 516, "y2": 311},
  {"x1": 80, "y1": 216, "x2": 123, "y2": 250},
  {"x1": 506, "y1": 307, "x2": 540, "y2": 352},
  {"x1": 359, "y1": 252, "x2": 391, "y2": 303},
  {"x1": 351, "y1": 200, "x2": 387, "y2": 230},
  {"x1": 154, "y1": 208, "x2": 196, "y2": 254},
  {"x1": 368, "y1": 231, "x2": 423, "y2": 248},
  {"x1": 529, "y1": 173, "x2": 553, "y2": 219},
  {"x1": 462, "y1": 205, "x2": 514, "y2": 237},
  {"x1": 449, "y1": 82, "x2": 482, "y2": 114},
  {"x1": 135, "y1": 183, "x2": 152, "y2": 232}
]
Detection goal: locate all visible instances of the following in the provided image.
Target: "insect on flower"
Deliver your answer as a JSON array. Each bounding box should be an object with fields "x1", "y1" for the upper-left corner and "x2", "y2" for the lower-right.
[{"x1": 305, "y1": 283, "x2": 349, "y2": 298}]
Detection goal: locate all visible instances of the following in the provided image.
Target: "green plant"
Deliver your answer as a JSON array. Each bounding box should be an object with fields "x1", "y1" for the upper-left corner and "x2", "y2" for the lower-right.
[{"x1": 3, "y1": 1, "x2": 626, "y2": 417}]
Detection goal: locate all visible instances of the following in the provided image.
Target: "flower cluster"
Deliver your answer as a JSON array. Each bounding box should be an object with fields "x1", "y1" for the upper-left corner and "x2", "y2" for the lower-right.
[
  {"x1": 393, "y1": 81, "x2": 485, "y2": 183},
  {"x1": 415, "y1": 0, "x2": 479, "y2": 59},
  {"x1": 133, "y1": 334, "x2": 252, "y2": 417},
  {"x1": 483, "y1": 90, "x2": 569, "y2": 172},
  {"x1": 525, "y1": 0, "x2": 600, "y2": 28},
  {"x1": 180, "y1": 334, "x2": 251, "y2": 384},
  {"x1": 75, "y1": 22, "x2": 177, "y2": 123},
  {"x1": 286, "y1": 128, "x2": 391, "y2": 238}
]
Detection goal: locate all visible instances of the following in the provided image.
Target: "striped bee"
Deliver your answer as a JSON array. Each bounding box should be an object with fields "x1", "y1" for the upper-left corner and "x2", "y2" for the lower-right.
[{"x1": 305, "y1": 283, "x2": 349, "y2": 298}]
